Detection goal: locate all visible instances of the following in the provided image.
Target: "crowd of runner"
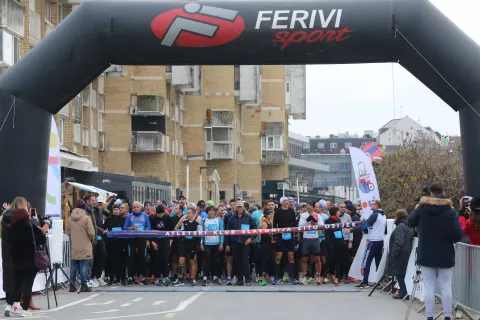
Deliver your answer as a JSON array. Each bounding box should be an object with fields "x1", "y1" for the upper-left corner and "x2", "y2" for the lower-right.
[{"x1": 77, "y1": 194, "x2": 378, "y2": 288}]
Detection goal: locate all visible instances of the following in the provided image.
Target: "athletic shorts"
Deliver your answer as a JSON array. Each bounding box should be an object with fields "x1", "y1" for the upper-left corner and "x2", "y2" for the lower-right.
[
  {"x1": 179, "y1": 240, "x2": 198, "y2": 260},
  {"x1": 170, "y1": 239, "x2": 179, "y2": 255},
  {"x1": 301, "y1": 238, "x2": 321, "y2": 257},
  {"x1": 275, "y1": 238, "x2": 295, "y2": 252}
]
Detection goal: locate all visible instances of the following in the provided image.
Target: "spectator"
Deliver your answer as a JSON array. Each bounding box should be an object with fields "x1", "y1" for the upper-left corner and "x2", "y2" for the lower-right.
[
  {"x1": 66, "y1": 199, "x2": 96, "y2": 292},
  {"x1": 464, "y1": 197, "x2": 480, "y2": 246},
  {"x1": 387, "y1": 209, "x2": 414, "y2": 299},
  {"x1": 408, "y1": 184, "x2": 463, "y2": 320},
  {"x1": 8, "y1": 208, "x2": 46, "y2": 317}
]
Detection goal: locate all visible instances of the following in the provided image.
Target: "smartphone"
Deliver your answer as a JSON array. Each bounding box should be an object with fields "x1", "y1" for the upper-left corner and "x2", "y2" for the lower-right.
[
  {"x1": 31, "y1": 208, "x2": 37, "y2": 217},
  {"x1": 463, "y1": 198, "x2": 470, "y2": 209}
]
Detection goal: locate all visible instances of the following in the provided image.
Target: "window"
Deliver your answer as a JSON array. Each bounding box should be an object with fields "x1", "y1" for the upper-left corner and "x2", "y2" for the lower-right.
[
  {"x1": 82, "y1": 87, "x2": 90, "y2": 106},
  {"x1": 179, "y1": 110, "x2": 183, "y2": 125},
  {"x1": 58, "y1": 118, "x2": 64, "y2": 145},
  {"x1": 317, "y1": 142, "x2": 324, "y2": 149},
  {"x1": 30, "y1": 0, "x2": 36, "y2": 10},
  {"x1": 206, "y1": 128, "x2": 232, "y2": 142},
  {"x1": 330, "y1": 142, "x2": 337, "y2": 148},
  {"x1": 73, "y1": 124, "x2": 81, "y2": 143},
  {"x1": 90, "y1": 110, "x2": 94, "y2": 127},
  {"x1": 99, "y1": 94, "x2": 104, "y2": 112},
  {"x1": 180, "y1": 141, "x2": 184, "y2": 157},
  {"x1": 58, "y1": 3, "x2": 64, "y2": 22},
  {"x1": 98, "y1": 113, "x2": 103, "y2": 132},
  {"x1": 170, "y1": 103, "x2": 175, "y2": 121},
  {"x1": 234, "y1": 65, "x2": 240, "y2": 90},
  {"x1": 262, "y1": 135, "x2": 282, "y2": 150},
  {"x1": 45, "y1": 0, "x2": 53, "y2": 22},
  {"x1": 99, "y1": 132, "x2": 105, "y2": 150},
  {"x1": 91, "y1": 89, "x2": 97, "y2": 109},
  {"x1": 175, "y1": 106, "x2": 179, "y2": 123},
  {"x1": 303, "y1": 143, "x2": 310, "y2": 149},
  {"x1": 1, "y1": 31, "x2": 21, "y2": 66},
  {"x1": 83, "y1": 127, "x2": 89, "y2": 146},
  {"x1": 345, "y1": 142, "x2": 352, "y2": 148},
  {"x1": 171, "y1": 138, "x2": 175, "y2": 155}
]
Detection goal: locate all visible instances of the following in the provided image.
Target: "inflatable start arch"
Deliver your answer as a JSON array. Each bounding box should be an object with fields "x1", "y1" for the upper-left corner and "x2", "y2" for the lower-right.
[{"x1": 1, "y1": 0, "x2": 479, "y2": 213}]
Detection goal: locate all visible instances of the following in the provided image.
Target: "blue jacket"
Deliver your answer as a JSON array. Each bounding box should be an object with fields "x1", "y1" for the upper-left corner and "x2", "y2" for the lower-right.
[
  {"x1": 224, "y1": 213, "x2": 256, "y2": 246},
  {"x1": 408, "y1": 196, "x2": 463, "y2": 268},
  {"x1": 123, "y1": 211, "x2": 151, "y2": 231}
]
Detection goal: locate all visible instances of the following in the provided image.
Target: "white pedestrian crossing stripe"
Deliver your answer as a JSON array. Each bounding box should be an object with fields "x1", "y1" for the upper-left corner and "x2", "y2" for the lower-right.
[
  {"x1": 86, "y1": 301, "x2": 115, "y2": 306},
  {"x1": 153, "y1": 301, "x2": 166, "y2": 306}
]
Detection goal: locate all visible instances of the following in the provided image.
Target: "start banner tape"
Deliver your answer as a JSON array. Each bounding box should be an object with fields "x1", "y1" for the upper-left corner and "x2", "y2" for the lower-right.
[{"x1": 107, "y1": 222, "x2": 363, "y2": 238}]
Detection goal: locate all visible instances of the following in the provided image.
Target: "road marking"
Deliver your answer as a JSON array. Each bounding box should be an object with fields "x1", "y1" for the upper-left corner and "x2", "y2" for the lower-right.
[
  {"x1": 91, "y1": 310, "x2": 119, "y2": 314},
  {"x1": 153, "y1": 301, "x2": 166, "y2": 306},
  {"x1": 132, "y1": 298, "x2": 143, "y2": 302},
  {"x1": 86, "y1": 301, "x2": 115, "y2": 306},
  {"x1": 82, "y1": 292, "x2": 204, "y2": 320},
  {"x1": 120, "y1": 303, "x2": 132, "y2": 307},
  {"x1": 164, "y1": 313, "x2": 176, "y2": 318},
  {"x1": 33, "y1": 294, "x2": 101, "y2": 314}
]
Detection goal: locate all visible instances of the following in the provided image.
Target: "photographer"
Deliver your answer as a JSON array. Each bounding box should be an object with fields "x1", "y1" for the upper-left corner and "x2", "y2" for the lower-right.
[
  {"x1": 408, "y1": 184, "x2": 463, "y2": 320},
  {"x1": 464, "y1": 197, "x2": 480, "y2": 246}
]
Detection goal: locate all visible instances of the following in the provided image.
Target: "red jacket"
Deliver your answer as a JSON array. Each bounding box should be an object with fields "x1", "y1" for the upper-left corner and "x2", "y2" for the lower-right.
[{"x1": 462, "y1": 219, "x2": 480, "y2": 246}]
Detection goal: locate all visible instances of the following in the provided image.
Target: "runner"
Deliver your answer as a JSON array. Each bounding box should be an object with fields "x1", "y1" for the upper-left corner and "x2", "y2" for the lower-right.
[{"x1": 201, "y1": 206, "x2": 224, "y2": 286}]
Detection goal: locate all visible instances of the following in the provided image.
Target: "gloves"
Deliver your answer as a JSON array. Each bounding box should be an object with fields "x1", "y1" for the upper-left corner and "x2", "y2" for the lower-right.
[{"x1": 306, "y1": 215, "x2": 317, "y2": 223}]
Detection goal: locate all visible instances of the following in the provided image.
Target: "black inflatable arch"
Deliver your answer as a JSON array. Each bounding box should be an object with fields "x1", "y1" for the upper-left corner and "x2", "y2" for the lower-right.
[{"x1": 1, "y1": 0, "x2": 480, "y2": 213}]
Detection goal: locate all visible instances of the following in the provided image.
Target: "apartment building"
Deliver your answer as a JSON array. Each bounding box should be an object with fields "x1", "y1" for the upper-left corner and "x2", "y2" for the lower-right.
[{"x1": 1, "y1": 0, "x2": 306, "y2": 204}]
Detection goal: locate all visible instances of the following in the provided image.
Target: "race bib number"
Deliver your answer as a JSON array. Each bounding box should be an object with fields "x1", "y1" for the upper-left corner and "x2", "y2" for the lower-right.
[
  {"x1": 112, "y1": 227, "x2": 121, "y2": 232},
  {"x1": 185, "y1": 236, "x2": 193, "y2": 240},
  {"x1": 136, "y1": 225, "x2": 144, "y2": 231},
  {"x1": 334, "y1": 231, "x2": 343, "y2": 239},
  {"x1": 208, "y1": 224, "x2": 218, "y2": 231},
  {"x1": 306, "y1": 231, "x2": 317, "y2": 235},
  {"x1": 97, "y1": 235, "x2": 102, "y2": 240},
  {"x1": 282, "y1": 232, "x2": 292, "y2": 240},
  {"x1": 241, "y1": 224, "x2": 250, "y2": 231}
]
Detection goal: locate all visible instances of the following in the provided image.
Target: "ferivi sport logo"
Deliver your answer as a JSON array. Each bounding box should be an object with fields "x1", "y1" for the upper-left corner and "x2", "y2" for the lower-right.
[{"x1": 151, "y1": 3, "x2": 245, "y2": 47}]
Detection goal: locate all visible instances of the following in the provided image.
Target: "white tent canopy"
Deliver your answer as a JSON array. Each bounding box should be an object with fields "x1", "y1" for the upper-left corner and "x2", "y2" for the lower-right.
[{"x1": 67, "y1": 182, "x2": 117, "y2": 198}]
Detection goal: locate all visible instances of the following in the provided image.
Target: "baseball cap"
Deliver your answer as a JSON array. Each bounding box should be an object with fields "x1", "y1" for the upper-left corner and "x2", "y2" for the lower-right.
[
  {"x1": 197, "y1": 200, "x2": 206, "y2": 207},
  {"x1": 236, "y1": 201, "x2": 245, "y2": 207},
  {"x1": 178, "y1": 195, "x2": 186, "y2": 200},
  {"x1": 96, "y1": 196, "x2": 104, "y2": 203},
  {"x1": 156, "y1": 205, "x2": 165, "y2": 214},
  {"x1": 280, "y1": 196, "x2": 289, "y2": 203},
  {"x1": 206, "y1": 200, "x2": 215, "y2": 206},
  {"x1": 264, "y1": 209, "x2": 273, "y2": 216}
]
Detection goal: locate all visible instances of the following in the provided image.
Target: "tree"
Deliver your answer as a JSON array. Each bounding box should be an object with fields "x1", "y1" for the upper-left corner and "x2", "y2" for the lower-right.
[{"x1": 373, "y1": 140, "x2": 464, "y2": 218}]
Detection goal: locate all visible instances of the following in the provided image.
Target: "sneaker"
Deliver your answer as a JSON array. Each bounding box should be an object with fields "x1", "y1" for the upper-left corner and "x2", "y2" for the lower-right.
[
  {"x1": 107, "y1": 279, "x2": 114, "y2": 286},
  {"x1": 226, "y1": 277, "x2": 232, "y2": 286},
  {"x1": 12, "y1": 305, "x2": 23, "y2": 314},
  {"x1": 95, "y1": 278, "x2": 107, "y2": 286},
  {"x1": 355, "y1": 283, "x2": 370, "y2": 289},
  {"x1": 333, "y1": 277, "x2": 339, "y2": 286},
  {"x1": 135, "y1": 277, "x2": 141, "y2": 284},
  {"x1": 4, "y1": 304, "x2": 11, "y2": 317},
  {"x1": 148, "y1": 276, "x2": 156, "y2": 284},
  {"x1": 245, "y1": 281, "x2": 251, "y2": 286},
  {"x1": 344, "y1": 279, "x2": 351, "y2": 285},
  {"x1": 173, "y1": 278, "x2": 185, "y2": 287},
  {"x1": 190, "y1": 279, "x2": 197, "y2": 287},
  {"x1": 20, "y1": 310, "x2": 33, "y2": 318},
  {"x1": 308, "y1": 277, "x2": 315, "y2": 284},
  {"x1": 121, "y1": 280, "x2": 127, "y2": 286},
  {"x1": 69, "y1": 284, "x2": 77, "y2": 292},
  {"x1": 323, "y1": 277, "x2": 330, "y2": 284},
  {"x1": 272, "y1": 278, "x2": 278, "y2": 285},
  {"x1": 289, "y1": 279, "x2": 297, "y2": 285},
  {"x1": 81, "y1": 284, "x2": 92, "y2": 292},
  {"x1": 140, "y1": 278, "x2": 149, "y2": 286},
  {"x1": 300, "y1": 277, "x2": 308, "y2": 285},
  {"x1": 202, "y1": 277, "x2": 207, "y2": 286},
  {"x1": 257, "y1": 276, "x2": 267, "y2": 286},
  {"x1": 315, "y1": 276, "x2": 323, "y2": 286},
  {"x1": 232, "y1": 276, "x2": 237, "y2": 285},
  {"x1": 163, "y1": 277, "x2": 171, "y2": 287},
  {"x1": 87, "y1": 280, "x2": 99, "y2": 288},
  {"x1": 155, "y1": 278, "x2": 163, "y2": 286},
  {"x1": 282, "y1": 274, "x2": 290, "y2": 283},
  {"x1": 212, "y1": 278, "x2": 222, "y2": 286},
  {"x1": 126, "y1": 278, "x2": 134, "y2": 286}
]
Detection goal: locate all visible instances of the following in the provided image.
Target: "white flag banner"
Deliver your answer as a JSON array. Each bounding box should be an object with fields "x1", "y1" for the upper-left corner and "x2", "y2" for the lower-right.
[
  {"x1": 349, "y1": 147, "x2": 380, "y2": 217},
  {"x1": 45, "y1": 116, "x2": 62, "y2": 218}
]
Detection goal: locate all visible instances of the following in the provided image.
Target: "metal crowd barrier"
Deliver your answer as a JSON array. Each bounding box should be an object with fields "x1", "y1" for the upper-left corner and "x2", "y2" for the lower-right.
[{"x1": 452, "y1": 243, "x2": 480, "y2": 320}]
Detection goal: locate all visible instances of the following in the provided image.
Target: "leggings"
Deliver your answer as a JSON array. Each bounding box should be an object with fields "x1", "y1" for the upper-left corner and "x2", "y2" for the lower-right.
[
  {"x1": 421, "y1": 266, "x2": 453, "y2": 318},
  {"x1": 12, "y1": 268, "x2": 37, "y2": 310},
  {"x1": 127, "y1": 239, "x2": 147, "y2": 278},
  {"x1": 203, "y1": 245, "x2": 220, "y2": 278},
  {"x1": 92, "y1": 240, "x2": 107, "y2": 279},
  {"x1": 362, "y1": 240, "x2": 383, "y2": 284},
  {"x1": 106, "y1": 240, "x2": 127, "y2": 280},
  {"x1": 258, "y1": 242, "x2": 274, "y2": 275},
  {"x1": 153, "y1": 239, "x2": 170, "y2": 278}
]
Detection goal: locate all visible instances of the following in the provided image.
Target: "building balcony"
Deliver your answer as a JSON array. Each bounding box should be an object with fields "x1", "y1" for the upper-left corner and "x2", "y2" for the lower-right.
[
  {"x1": 130, "y1": 95, "x2": 166, "y2": 116},
  {"x1": 45, "y1": 20, "x2": 55, "y2": 36},
  {"x1": 72, "y1": 96, "x2": 82, "y2": 122},
  {"x1": 206, "y1": 142, "x2": 233, "y2": 160},
  {"x1": 0, "y1": 0, "x2": 25, "y2": 37},
  {"x1": 204, "y1": 110, "x2": 234, "y2": 128},
  {"x1": 131, "y1": 131, "x2": 165, "y2": 153},
  {"x1": 261, "y1": 150, "x2": 287, "y2": 166},
  {"x1": 29, "y1": 10, "x2": 41, "y2": 45}
]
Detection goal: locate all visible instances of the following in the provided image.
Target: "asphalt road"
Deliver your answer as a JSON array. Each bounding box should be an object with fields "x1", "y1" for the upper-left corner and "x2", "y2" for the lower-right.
[{"x1": 0, "y1": 287, "x2": 426, "y2": 320}]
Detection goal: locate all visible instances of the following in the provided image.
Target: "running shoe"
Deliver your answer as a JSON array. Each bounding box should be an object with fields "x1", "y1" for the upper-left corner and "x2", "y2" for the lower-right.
[
  {"x1": 315, "y1": 276, "x2": 323, "y2": 286},
  {"x1": 289, "y1": 279, "x2": 297, "y2": 285},
  {"x1": 344, "y1": 279, "x2": 351, "y2": 285},
  {"x1": 282, "y1": 274, "x2": 290, "y2": 283},
  {"x1": 148, "y1": 276, "x2": 156, "y2": 284},
  {"x1": 226, "y1": 277, "x2": 233, "y2": 286},
  {"x1": 20, "y1": 310, "x2": 33, "y2": 318},
  {"x1": 140, "y1": 278, "x2": 149, "y2": 286},
  {"x1": 155, "y1": 278, "x2": 163, "y2": 286},
  {"x1": 190, "y1": 279, "x2": 197, "y2": 287},
  {"x1": 12, "y1": 305, "x2": 23, "y2": 314},
  {"x1": 95, "y1": 278, "x2": 107, "y2": 286},
  {"x1": 333, "y1": 277, "x2": 339, "y2": 286},
  {"x1": 308, "y1": 277, "x2": 315, "y2": 284},
  {"x1": 202, "y1": 277, "x2": 207, "y2": 286},
  {"x1": 87, "y1": 280, "x2": 99, "y2": 288},
  {"x1": 107, "y1": 278, "x2": 114, "y2": 286},
  {"x1": 355, "y1": 283, "x2": 370, "y2": 289},
  {"x1": 257, "y1": 276, "x2": 267, "y2": 286},
  {"x1": 323, "y1": 277, "x2": 330, "y2": 284},
  {"x1": 272, "y1": 278, "x2": 278, "y2": 285},
  {"x1": 173, "y1": 278, "x2": 185, "y2": 287},
  {"x1": 4, "y1": 304, "x2": 11, "y2": 317},
  {"x1": 126, "y1": 278, "x2": 134, "y2": 286},
  {"x1": 212, "y1": 278, "x2": 221, "y2": 286},
  {"x1": 300, "y1": 277, "x2": 308, "y2": 285},
  {"x1": 163, "y1": 277, "x2": 171, "y2": 287}
]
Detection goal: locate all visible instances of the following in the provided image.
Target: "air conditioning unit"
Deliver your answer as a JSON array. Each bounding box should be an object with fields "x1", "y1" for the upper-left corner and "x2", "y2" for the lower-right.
[
  {"x1": 130, "y1": 106, "x2": 138, "y2": 115},
  {"x1": 277, "y1": 182, "x2": 288, "y2": 190},
  {"x1": 130, "y1": 145, "x2": 137, "y2": 152},
  {"x1": 241, "y1": 190, "x2": 252, "y2": 198}
]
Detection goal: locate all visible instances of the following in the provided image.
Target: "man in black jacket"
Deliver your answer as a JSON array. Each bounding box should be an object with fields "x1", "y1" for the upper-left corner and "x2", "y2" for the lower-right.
[
  {"x1": 225, "y1": 201, "x2": 256, "y2": 286},
  {"x1": 408, "y1": 184, "x2": 463, "y2": 320}
]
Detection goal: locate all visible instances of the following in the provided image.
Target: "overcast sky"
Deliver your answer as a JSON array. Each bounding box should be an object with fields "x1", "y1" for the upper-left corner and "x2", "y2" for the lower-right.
[{"x1": 289, "y1": 0, "x2": 479, "y2": 138}]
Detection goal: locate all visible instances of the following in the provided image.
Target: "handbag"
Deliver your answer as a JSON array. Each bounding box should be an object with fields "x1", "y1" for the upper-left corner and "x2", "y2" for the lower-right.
[{"x1": 31, "y1": 225, "x2": 50, "y2": 271}]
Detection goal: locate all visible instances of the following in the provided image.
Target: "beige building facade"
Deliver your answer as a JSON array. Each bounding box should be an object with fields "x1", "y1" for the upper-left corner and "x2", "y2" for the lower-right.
[{"x1": 1, "y1": 0, "x2": 306, "y2": 205}]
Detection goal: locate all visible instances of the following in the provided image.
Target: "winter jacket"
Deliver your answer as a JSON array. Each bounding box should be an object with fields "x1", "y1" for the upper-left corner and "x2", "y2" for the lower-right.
[
  {"x1": 1, "y1": 209, "x2": 14, "y2": 292},
  {"x1": 123, "y1": 211, "x2": 151, "y2": 230},
  {"x1": 8, "y1": 222, "x2": 46, "y2": 271},
  {"x1": 85, "y1": 206, "x2": 98, "y2": 245},
  {"x1": 66, "y1": 208, "x2": 96, "y2": 260},
  {"x1": 93, "y1": 207, "x2": 108, "y2": 237},
  {"x1": 408, "y1": 196, "x2": 463, "y2": 268},
  {"x1": 224, "y1": 213, "x2": 256, "y2": 246},
  {"x1": 387, "y1": 219, "x2": 414, "y2": 276},
  {"x1": 462, "y1": 219, "x2": 480, "y2": 246}
]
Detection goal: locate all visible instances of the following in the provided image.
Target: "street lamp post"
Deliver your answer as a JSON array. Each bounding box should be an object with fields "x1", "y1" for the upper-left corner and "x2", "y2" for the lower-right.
[
  {"x1": 295, "y1": 171, "x2": 309, "y2": 203},
  {"x1": 200, "y1": 166, "x2": 215, "y2": 201}
]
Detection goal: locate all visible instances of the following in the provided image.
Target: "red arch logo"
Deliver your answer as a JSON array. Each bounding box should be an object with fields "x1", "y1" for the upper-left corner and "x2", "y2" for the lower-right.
[{"x1": 151, "y1": 4, "x2": 245, "y2": 48}]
